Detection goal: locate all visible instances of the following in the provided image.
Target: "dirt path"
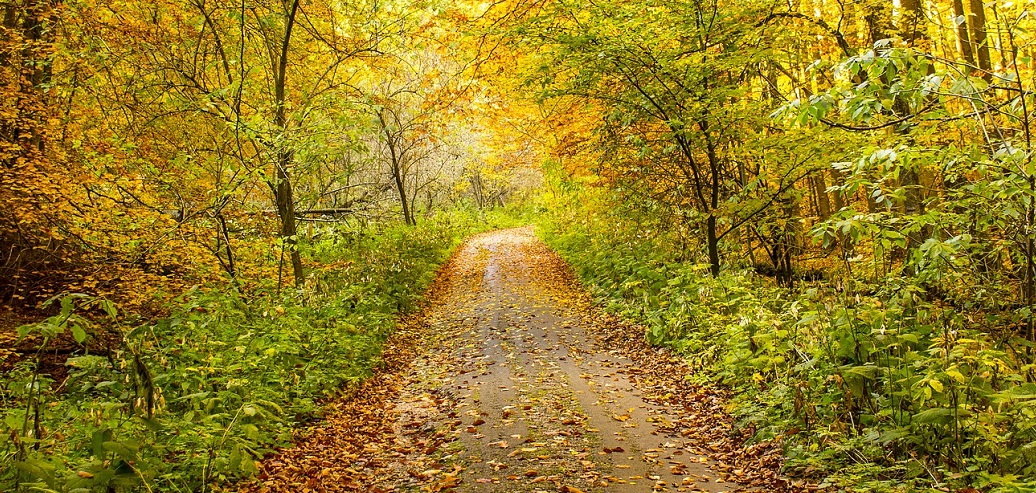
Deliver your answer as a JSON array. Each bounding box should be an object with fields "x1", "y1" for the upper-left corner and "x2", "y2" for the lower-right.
[{"x1": 239, "y1": 228, "x2": 797, "y2": 493}]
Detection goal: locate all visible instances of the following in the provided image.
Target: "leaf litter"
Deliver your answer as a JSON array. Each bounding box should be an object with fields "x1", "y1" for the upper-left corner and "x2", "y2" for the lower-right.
[{"x1": 232, "y1": 227, "x2": 808, "y2": 493}]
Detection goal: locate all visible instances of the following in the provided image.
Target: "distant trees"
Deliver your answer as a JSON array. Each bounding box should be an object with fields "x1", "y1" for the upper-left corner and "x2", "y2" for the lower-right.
[
  {"x1": 514, "y1": 0, "x2": 816, "y2": 278},
  {"x1": 0, "y1": 0, "x2": 531, "y2": 305},
  {"x1": 498, "y1": 0, "x2": 1036, "y2": 300},
  {"x1": 367, "y1": 48, "x2": 463, "y2": 226}
]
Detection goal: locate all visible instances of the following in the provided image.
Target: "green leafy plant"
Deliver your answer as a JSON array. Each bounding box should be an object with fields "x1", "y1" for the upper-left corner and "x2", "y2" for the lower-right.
[
  {"x1": 0, "y1": 209, "x2": 510, "y2": 492},
  {"x1": 538, "y1": 183, "x2": 1036, "y2": 492}
]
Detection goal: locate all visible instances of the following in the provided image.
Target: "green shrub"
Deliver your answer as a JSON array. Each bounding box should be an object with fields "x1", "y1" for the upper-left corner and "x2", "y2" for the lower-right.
[
  {"x1": 538, "y1": 189, "x2": 1036, "y2": 493},
  {"x1": 0, "y1": 210, "x2": 507, "y2": 492}
]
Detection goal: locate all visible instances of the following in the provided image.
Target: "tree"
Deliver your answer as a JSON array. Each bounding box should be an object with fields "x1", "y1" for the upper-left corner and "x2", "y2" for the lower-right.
[
  {"x1": 512, "y1": 0, "x2": 815, "y2": 277},
  {"x1": 967, "y1": 0, "x2": 991, "y2": 80},
  {"x1": 0, "y1": 0, "x2": 72, "y2": 305},
  {"x1": 364, "y1": 42, "x2": 471, "y2": 225},
  {"x1": 950, "y1": 0, "x2": 975, "y2": 66},
  {"x1": 55, "y1": 0, "x2": 401, "y2": 289},
  {"x1": 271, "y1": 0, "x2": 304, "y2": 286}
]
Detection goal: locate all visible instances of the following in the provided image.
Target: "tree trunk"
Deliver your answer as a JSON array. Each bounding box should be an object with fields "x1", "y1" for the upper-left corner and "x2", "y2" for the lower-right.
[
  {"x1": 951, "y1": 0, "x2": 976, "y2": 66},
  {"x1": 775, "y1": 189, "x2": 801, "y2": 286},
  {"x1": 274, "y1": 150, "x2": 303, "y2": 286},
  {"x1": 812, "y1": 173, "x2": 831, "y2": 219},
  {"x1": 273, "y1": 0, "x2": 303, "y2": 287},
  {"x1": 707, "y1": 214, "x2": 720, "y2": 277},
  {"x1": 829, "y1": 169, "x2": 846, "y2": 212},
  {"x1": 898, "y1": 0, "x2": 925, "y2": 45},
  {"x1": 0, "y1": 4, "x2": 14, "y2": 169},
  {"x1": 408, "y1": 177, "x2": 419, "y2": 223},
  {"x1": 1, "y1": 0, "x2": 56, "y2": 169},
  {"x1": 968, "y1": 0, "x2": 992, "y2": 81},
  {"x1": 379, "y1": 110, "x2": 414, "y2": 226},
  {"x1": 20, "y1": 0, "x2": 47, "y2": 155},
  {"x1": 700, "y1": 118, "x2": 722, "y2": 277},
  {"x1": 392, "y1": 162, "x2": 413, "y2": 225}
]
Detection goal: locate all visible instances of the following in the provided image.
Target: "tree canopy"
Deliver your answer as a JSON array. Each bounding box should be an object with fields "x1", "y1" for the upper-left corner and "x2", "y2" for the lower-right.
[{"x1": 4, "y1": 0, "x2": 1036, "y2": 490}]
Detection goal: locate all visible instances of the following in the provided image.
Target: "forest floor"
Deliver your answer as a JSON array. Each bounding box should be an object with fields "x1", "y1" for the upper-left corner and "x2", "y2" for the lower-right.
[{"x1": 235, "y1": 228, "x2": 801, "y2": 493}]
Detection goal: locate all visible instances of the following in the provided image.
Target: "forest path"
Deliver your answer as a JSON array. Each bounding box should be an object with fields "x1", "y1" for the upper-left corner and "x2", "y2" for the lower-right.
[{"x1": 238, "y1": 228, "x2": 792, "y2": 493}]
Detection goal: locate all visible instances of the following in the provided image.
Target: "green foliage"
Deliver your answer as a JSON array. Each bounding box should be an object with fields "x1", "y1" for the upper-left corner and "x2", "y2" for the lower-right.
[
  {"x1": 538, "y1": 185, "x2": 1036, "y2": 492},
  {"x1": 0, "y1": 211, "x2": 503, "y2": 492},
  {"x1": 515, "y1": 0, "x2": 835, "y2": 279}
]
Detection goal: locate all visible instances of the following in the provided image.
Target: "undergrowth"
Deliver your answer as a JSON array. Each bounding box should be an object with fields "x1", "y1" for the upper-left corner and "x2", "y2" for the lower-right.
[
  {"x1": 538, "y1": 190, "x2": 1036, "y2": 493},
  {"x1": 0, "y1": 208, "x2": 523, "y2": 492}
]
